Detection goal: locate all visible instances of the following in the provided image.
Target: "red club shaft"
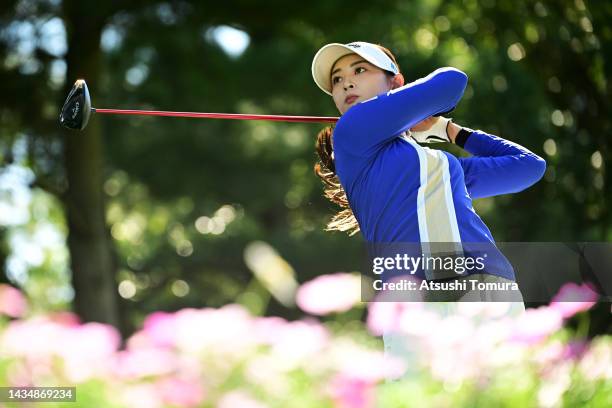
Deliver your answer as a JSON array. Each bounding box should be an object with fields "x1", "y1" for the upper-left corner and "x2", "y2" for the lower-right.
[{"x1": 93, "y1": 108, "x2": 339, "y2": 123}]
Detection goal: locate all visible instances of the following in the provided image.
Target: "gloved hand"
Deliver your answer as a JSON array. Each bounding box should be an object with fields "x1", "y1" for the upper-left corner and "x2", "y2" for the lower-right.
[{"x1": 409, "y1": 117, "x2": 453, "y2": 144}]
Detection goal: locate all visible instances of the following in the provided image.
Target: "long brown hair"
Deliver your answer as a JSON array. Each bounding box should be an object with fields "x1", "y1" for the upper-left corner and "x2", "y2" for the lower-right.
[{"x1": 314, "y1": 45, "x2": 400, "y2": 235}]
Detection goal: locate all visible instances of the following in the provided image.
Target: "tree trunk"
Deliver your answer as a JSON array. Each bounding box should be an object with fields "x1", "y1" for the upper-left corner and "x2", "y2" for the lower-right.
[{"x1": 61, "y1": 1, "x2": 119, "y2": 327}]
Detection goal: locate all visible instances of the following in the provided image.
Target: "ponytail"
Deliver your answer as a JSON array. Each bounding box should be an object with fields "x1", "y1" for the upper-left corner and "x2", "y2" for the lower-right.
[{"x1": 314, "y1": 126, "x2": 360, "y2": 235}]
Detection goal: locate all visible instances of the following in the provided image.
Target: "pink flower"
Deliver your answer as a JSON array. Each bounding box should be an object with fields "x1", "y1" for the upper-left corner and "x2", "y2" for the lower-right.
[
  {"x1": 65, "y1": 323, "x2": 121, "y2": 358},
  {"x1": 116, "y1": 383, "x2": 163, "y2": 408},
  {"x1": 113, "y1": 348, "x2": 178, "y2": 380},
  {"x1": 142, "y1": 311, "x2": 179, "y2": 348},
  {"x1": 141, "y1": 305, "x2": 259, "y2": 355},
  {"x1": 296, "y1": 273, "x2": 361, "y2": 316},
  {"x1": 509, "y1": 307, "x2": 563, "y2": 345},
  {"x1": 270, "y1": 319, "x2": 330, "y2": 363},
  {"x1": 532, "y1": 340, "x2": 564, "y2": 369},
  {"x1": 155, "y1": 376, "x2": 206, "y2": 408},
  {"x1": 0, "y1": 284, "x2": 28, "y2": 318},
  {"x1": 172, "y1": 305, "x2": 258, "y2": 355},
  {"x1": 330, "y1": 341, "x2": 403, "y2": 382},
  {"x1": 366, "y1": 301, "x2": 424, "y2": 336},
  {"x1": 2, "y1": 316, "x2": 86, "y2": 357},
  {"x1": 577, "y1": 338, "x2": 612, "y2": 381},
  {"x1": 47, "y1": 311, "x2": 81, "y2": 326},
  {"x1": 563, "y1": 340, "x2": 588, "y2": 360},
  {"x1": 60, "y1": 322, "x2": 122, "y2": 382},
  {"x1": 328, "y1": 375, "x2": 375, "y2": 408},
  {"x1": 252, "y1": 316, "x2": 287, "y2": 344},
  {"x1": 366, "y1": 302, "x2": 402, "y2": 336},
  {"x1": 217, "y1": 390, "x2": 267, "y2": 408},
  {"x1": 550, "y1": 282, "x2": 598, "y2": 318},
  {"x1": 2, "y1": 317, "x2": 121, "y2": 382}
]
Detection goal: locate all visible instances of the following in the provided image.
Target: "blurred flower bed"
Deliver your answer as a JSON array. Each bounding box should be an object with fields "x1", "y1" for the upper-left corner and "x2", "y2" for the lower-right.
[{"x1": 0, "y1": 279, "x2": 610, "y2": 408}]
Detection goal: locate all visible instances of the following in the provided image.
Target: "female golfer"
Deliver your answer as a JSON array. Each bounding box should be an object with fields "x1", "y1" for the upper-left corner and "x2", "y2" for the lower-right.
[
  {"x1": 311, "y1": 41, "x2": 546, "y2": 377},
  {"x1": 312, "y1": 40, "x2": 545, "y2": 285}
]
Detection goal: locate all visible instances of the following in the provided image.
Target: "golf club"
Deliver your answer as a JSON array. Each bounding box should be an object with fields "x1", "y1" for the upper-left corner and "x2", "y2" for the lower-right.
[{"x1": 59, "y1": 79, "x2": 339, "y2": 131}]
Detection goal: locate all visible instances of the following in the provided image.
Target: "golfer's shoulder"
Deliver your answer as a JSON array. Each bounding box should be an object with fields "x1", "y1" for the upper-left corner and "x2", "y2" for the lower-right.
[
  {"x1": 332, "y1": 108, "x2": 359, "y2": 144},
  {"x1": 333, "y1": 96, "x2": 382, "y2": 137}
]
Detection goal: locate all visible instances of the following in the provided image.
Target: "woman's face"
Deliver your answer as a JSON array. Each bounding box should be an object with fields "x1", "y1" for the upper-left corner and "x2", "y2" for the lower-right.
[{"x1": 330, "y1": 53, "x2": 400, "y2": 114}]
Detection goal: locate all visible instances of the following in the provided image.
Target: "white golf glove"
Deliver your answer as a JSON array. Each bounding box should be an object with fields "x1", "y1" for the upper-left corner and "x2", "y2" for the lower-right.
[{"x1": 409, "y1": 117, "x2": 452, "y2": 144}]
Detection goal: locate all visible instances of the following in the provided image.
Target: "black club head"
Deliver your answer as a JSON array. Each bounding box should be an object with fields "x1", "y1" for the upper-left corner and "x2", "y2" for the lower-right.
[{"x1": 59, "y1": 79, "x2": 92, "y2": 130}]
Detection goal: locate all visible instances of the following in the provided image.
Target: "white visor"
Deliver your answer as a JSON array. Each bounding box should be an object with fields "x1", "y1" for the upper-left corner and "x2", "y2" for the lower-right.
[{"x1": 311, "y1": 41, "x2": 399, "y2": 95}]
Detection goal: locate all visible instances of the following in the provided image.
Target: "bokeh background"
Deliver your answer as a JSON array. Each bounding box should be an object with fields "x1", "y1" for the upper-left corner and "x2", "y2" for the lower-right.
[{"x1": 0, "y1": 1, "x2": 610, "y2": 407}]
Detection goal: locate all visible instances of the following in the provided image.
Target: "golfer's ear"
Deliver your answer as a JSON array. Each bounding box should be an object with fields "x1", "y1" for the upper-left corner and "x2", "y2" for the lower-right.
[{"x1": 391, "y1": 73, "x2": 405, "y2": 89}]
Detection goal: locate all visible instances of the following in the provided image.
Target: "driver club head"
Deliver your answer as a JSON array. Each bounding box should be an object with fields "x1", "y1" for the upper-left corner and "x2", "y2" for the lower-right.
[{"x1": 59, "y1": 79, "x2": 93, "y2": 131}]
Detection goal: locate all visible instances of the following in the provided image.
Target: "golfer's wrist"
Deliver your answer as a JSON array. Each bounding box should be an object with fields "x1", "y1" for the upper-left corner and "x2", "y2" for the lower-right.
[
  {"x1": 447, "y1": 122, "x2": 461, "y2": 144},
  {"x1": 452, "y1": 125, "x2": 474, "y2": 148}
]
